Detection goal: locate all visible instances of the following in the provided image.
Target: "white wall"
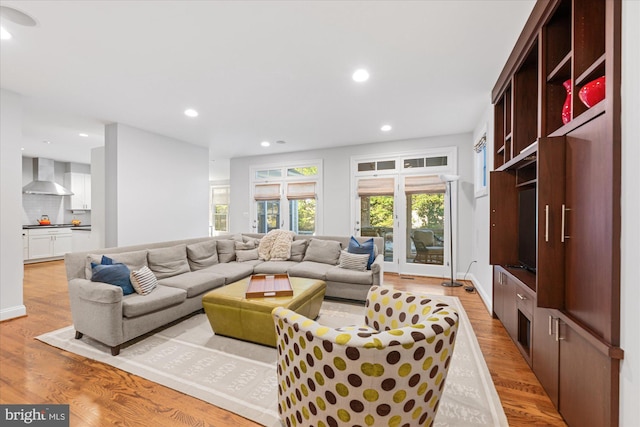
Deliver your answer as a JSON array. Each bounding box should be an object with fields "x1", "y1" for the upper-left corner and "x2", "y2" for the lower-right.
[
  {"x1": 470, "y1": 106, "x2": 494, "y2": 313},
  {"x1": 620, "y1": 0, "x2": 639, "y2": 424},
  {"x1": 90, "y1": 147, "x2": 105, "y2": 250},
  {"x1": 104, "y1": 123, "x2": 209, "y2": 247},
  {"x1": 0, "y1": 89, "x2": 26, "y2": 321},
  {"x1": 230, "y1": 133, "x2": 475, "y2": 276}
]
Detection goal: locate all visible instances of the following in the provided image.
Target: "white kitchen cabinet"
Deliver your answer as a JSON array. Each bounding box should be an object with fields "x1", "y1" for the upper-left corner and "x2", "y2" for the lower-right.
[
  {"x1": 72, "y1": 229, "x2": 95, "y2": 252},
  {"x1": 22, "y1": 231, "x2": 29, "y2": 260},
  {"x1": 27, "y1": 228, "x2": 73, "y2": 260},
  {"x1": 65, "y1": 172, "x2": 91, "y2": 210}
]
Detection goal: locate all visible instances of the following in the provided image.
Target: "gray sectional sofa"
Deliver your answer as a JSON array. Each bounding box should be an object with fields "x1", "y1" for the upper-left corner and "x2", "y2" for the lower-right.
[{"x1": 64, "y1": 233, "x2": 383, "y2": 355}]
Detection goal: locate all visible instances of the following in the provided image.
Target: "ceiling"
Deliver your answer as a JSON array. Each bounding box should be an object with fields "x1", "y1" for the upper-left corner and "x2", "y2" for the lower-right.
[{"x1": 1, "y1": 1, "x2": 535, "y2": 181}]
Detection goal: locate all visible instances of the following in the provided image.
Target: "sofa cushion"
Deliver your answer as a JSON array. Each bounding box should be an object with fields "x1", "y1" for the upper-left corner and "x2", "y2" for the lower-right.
[
  {"x1": 130, "y1": 266, "x2": 158, "y2": 295},
  {"x1": 158, "y1": 271, "x2": 225, "y2": 297},
  {"x1": 148, "y1": 244, "x2": 190, "y2": 279},
  {"x1": 289, "y1": 261, "x2": 334, "y2": 280},
  {"x1": 326, "y1": 265, "x2": 374, "y2": 285},
  {"x1": 236, "y1": 248, "x2": 260, "y2": 262},
  {"x1": 91, "y1": 263, "x2": 135, "y2": 295},
  {"x1": 200, "y1": 262, "x2": 255, "y2": 284},
  {"x1": 288, "y1": 239, "x2": 308, "y2": 262},
  {"x1": 338, "y1": 250, "x2": 369, "y2": 271},
  {"x1": 186, "y1": 240, "x2": 218, "y2": 271},
  {"x1": 348, "y1": 236, "x2": 376, "y2": 269},
  {"x1": 85, "y1": 249, "x2": 148, "y2": 280},
  {"x1": 302, "y1": 238, "x2": 342, "y2": 265},
  {"x1": 253, "y1": 260, "x2": 299, "y2": 274},
  {"x1": 216, "y1": 239, "x2": 237, "y2": 263},
  {"x1": 122, "y1": 285, "x2": 187, "y2": 318}
]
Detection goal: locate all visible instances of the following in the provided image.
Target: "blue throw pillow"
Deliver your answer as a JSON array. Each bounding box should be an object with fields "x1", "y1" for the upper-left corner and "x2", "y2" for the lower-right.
[
  {"x1": 101, "y1": 255, "x2": 114, "y2": 265},
  {"x1": 348, "y1": 236, "x2": 375, "y2": 270},
  {"x1": 91, "y1": 263, "x2": 135, "y2": 295}
]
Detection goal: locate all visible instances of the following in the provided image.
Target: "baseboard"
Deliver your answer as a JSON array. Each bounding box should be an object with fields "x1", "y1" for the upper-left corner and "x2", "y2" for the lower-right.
[
  {"x1": 461, "y1": 273, "x2": 492, "y2": 315},
  {"x1": 0, "y1": 305, "x2": 27, "y2": 321}
]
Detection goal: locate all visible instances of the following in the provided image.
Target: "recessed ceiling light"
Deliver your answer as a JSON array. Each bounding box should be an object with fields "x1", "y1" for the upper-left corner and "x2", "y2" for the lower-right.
[
  {"x1": 184, "y1": 108, "x2": 198, "y2": 117},
  {"x1": 381, "y1": 124, "x2": 392, "y2": 132},
  {"x1": 21, "y1": 147, "x2": 24, "y2": 151},
  {"x1": 261, "y1": 141, "x2": 271, "y2": 147},
  {"x1": 0, "y1": 27, "x2": 11, "y2": 40},
  {"x1": 352, "y1": 69, "x2": 370, "y2": 83},
  {"x1": 79, "y1": 133, "x2": 89, "y2": 137},
  {"x1": 43, "y1": 140, "x2": 51, "y2": 144},
  {"x1": 276, "y1": 140, "x2": 286, "y2": 145}
]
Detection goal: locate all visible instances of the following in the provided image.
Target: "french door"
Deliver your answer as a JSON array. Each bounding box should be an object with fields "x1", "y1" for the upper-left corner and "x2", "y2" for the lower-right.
[{"x1": 352, "y1": 149, "x2": 456, "y2": 277}]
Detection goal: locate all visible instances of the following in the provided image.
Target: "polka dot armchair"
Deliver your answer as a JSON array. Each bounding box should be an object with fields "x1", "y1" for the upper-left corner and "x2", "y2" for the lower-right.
[{"x1": 271, "y1": 285, "x2": 459, "y2": 427}]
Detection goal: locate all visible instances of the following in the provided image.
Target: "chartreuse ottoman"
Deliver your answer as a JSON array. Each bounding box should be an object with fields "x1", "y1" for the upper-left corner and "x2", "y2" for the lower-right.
[{"x1": 202, "y1": 276, "x2": 326, "y2": 347}]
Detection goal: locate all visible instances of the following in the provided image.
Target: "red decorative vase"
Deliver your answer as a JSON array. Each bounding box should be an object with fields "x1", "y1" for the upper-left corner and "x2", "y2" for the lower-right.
[
  {"x1": 579, "y1": 76, "x2": 606, "y2": 108},
  {"x1": 562, "y1": 80, "x2": 572, "y2": 125}
]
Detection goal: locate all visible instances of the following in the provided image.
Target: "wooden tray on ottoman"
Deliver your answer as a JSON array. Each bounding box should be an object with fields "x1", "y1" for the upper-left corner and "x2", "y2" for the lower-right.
[{"x1": 245, "y1": 274, "x2": 293, "y2": 298}]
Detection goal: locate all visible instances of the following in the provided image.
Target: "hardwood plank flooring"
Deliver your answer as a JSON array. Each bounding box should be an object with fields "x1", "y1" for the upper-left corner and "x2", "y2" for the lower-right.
[{"x1": 0, "y1": 261, "x2": 567, "y2": 426}]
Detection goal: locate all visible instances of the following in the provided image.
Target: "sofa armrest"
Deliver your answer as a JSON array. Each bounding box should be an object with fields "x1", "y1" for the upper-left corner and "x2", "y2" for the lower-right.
[
  {"x1": 370, "y1": 254, "x2": 384, "y2": 286},
  {"x1": 70, "y1": 278, "x2": 123, "y2": 304}
]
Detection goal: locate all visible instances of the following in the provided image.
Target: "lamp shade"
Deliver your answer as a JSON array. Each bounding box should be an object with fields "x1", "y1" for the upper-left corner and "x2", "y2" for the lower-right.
[{"x1": 438, "y1": 174, "x2": 460, "y2": 182}]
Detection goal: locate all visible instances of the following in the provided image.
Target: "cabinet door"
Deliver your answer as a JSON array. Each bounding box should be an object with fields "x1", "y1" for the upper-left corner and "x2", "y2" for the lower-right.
[
  {"x1": 532, "y1": 306, "x2": 559, "y2": 406},
  {"x1": 537, "y1": 137, "x2": 566, "y2": 309},
  {"x1": 52, "y1": 234, "x2": 72, "y2": 256},
  {"x1": 28, "y1": 235, "x2": 52, "y2": 259},
  {"x1": 83, "y1": 174, "x2": 91, "y2": 209},
  {"x1": 489, "y1": 171, "x2": 518, "y2": 265},
  {"x1": 494, "y1": 267, "x2": 517, "y2": 339},
  {"x1": 558, "y1": 321, "x2": 618, "y2": 427}
]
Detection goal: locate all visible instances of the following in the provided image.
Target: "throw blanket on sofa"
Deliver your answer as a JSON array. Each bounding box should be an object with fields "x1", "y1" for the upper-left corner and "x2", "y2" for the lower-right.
[{"x1": 258, "y1": 230, "x2": 295, "y2": 261}]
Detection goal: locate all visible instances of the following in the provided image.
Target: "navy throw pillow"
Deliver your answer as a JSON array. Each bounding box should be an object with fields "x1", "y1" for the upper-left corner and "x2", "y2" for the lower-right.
[
  {"x1": 101, "y1": 255, "x2": 114, "y2": 265},
  {"x1": 91, "y1": 263, "x2": 135, "y2": 295},
  {"x1": 348, "y1": 237, "x2": 375, "y2": 270}
]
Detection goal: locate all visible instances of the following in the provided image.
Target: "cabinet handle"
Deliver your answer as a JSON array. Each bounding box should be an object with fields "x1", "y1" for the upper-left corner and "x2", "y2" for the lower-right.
[
  {"x1": 516, "y1": 293, "x2": 526, "y2": 300},
  {"x1": 561, "y1": 204, "x2": 571, "y2": 242},
  {"x1": 555, "y1": 318, "x2": 563, "y2": 341},
  {"x1": 548, "y1": 315, "x2": 553, "y2": 336},
  {"x1": 544, "y1": 205, "x2": 549, "y2": 242}
]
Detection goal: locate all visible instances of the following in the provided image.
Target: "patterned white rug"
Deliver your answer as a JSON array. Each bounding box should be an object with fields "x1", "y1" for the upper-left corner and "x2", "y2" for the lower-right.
[{"x1": 37, "y1": 295, "x2": 507, "y2": 427}]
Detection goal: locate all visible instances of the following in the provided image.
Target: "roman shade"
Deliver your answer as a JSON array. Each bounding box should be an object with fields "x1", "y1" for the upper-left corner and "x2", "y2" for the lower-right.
[
  {"x1": 404, "y1": 175, "x2": 446, "y2": 194},
  {"x1": 286, "y1": 182, "x2": 316, "y2": 200},
  {"x1": 357, "y1": 177, "x2": 395, "y2": 196},
  {"x1": 254, "y1": 183, "x2": 281, "y2": 200}
]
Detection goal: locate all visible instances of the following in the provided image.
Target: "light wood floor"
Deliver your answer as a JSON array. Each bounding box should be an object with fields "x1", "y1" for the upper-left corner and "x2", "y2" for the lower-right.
[{"x1": 0, "y1": 261, "x2": 567, "y2": 426}]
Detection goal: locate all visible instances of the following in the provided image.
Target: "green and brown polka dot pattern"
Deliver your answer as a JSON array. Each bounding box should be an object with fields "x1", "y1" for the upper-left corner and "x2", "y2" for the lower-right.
[{"x1": 272, "y1": 285, "x2": 459, "y2": 427}]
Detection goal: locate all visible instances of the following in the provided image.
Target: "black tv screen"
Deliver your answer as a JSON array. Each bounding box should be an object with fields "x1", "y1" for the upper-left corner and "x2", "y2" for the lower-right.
[{"x1": 518, "y1": 187, "x2": 537, "y2": 273}]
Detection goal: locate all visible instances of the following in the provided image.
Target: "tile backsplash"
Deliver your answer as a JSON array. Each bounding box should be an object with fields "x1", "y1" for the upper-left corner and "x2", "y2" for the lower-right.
[{"x1": 22, "y1": 194, "x2": 91, "y2": 226}]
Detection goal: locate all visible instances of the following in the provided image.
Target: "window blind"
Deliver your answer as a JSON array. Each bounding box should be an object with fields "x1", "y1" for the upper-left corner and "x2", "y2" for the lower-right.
[
  {"x1": 357, "y1": 178, "x2": 395, "y2": 196},
  {"x1": 254, "y1": 183, "x2": 281, "y2": 200},
  {"x1": 287, "y1": 182, "x2": 316, "y2": 200},
  {"x1": 404, "y1": 175, "x2": 446, "y2": 194}
]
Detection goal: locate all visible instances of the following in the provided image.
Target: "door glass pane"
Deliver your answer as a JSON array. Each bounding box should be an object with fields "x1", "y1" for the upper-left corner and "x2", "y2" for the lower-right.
[
  {"x1": 377, "y1": 160, "x2": 396, "y2": 170},
  {"x1": 406, "y1": 192, "x2": 444, "y2": 264},
  {"x1": 425, "y1": 156, "x2": 448, "y2": 167},
  {"x1": 289, "y1": 199, "x2": 316, "y2": 235},
  {"x1": 257, "y1": 200, "x2": 280, "y2": 233},
  {"x1": 358, "y1": 162, "x2": 376, "y2": 172},
  {"x1": 360, "y1": 195, "x2": 394, "y2": 261},
  {"x1": 287, "y1": 166, "x2": 318, "y2": 177}
]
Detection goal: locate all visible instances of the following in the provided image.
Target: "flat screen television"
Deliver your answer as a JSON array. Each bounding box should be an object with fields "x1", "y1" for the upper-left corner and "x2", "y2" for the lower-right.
[{"x1": 518, "y1": 187, "x2": 537, "y2": 273}]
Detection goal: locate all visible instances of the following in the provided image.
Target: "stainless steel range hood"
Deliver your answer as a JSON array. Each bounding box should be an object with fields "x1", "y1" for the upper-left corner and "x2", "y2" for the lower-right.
[{"x1": 22, "y1": 158, "x2": 74, "y2": 196}]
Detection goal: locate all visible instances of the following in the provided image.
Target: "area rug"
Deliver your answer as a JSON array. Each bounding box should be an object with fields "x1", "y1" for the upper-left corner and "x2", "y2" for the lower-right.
[{"x1": 37, "y1": 295, "x2": 507, "y2": 427}]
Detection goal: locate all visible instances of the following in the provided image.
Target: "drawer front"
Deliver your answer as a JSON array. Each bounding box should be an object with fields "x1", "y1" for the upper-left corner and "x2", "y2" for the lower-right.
[
  {"x1": 27, "y1": 227, "x2": 72, "y2": 236},
  {"x1": 516, "y1": 287, "x2": 534, "y2": 316}
]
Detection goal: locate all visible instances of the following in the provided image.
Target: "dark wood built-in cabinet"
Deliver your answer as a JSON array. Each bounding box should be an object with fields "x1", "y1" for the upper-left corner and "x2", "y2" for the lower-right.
[{"x1": 489, "y1": 1, "x2": 622, "y2": 426}]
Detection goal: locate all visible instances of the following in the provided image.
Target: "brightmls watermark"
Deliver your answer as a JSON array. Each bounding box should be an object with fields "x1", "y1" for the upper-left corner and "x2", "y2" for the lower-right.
[{"x1": 1, "y1": 405, "x2": 69, "y2": 426}]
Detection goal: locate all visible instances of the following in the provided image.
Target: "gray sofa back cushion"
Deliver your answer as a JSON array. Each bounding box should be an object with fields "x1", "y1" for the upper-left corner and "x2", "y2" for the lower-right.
[
  {"x1": 289, "y1": 239, "x2": 308, "y2": 262},
  {"x1": 216, "y1": 240, "x2": 237, "y2": 263},
  {"x1": 148, "y1": 244, "x2": 190, "y2": 279},
  {"x1": 84, "y1": 249, "x2": 149, "y2": 280},
  {"x1": 186, "y1": 240, "x2": 218, "y2": 271},
  {"x1": 303, "y1": 238, "x2": 342, "y2": 265}
]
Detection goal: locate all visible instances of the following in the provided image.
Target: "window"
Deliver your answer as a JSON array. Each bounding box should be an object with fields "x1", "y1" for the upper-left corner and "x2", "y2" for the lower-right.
[
  {"x1": 210, "y1": 186, "x2": 230, "y2": 235},
  {"x1": 474, "y1": 133, "x2": 488, "y2": 198},
  {"x1": 251, "y1": 161, "x2": 322, "y2": 234}
]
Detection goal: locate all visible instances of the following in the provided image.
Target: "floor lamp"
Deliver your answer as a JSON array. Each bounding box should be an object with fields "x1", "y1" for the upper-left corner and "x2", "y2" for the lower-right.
[{"x1": 439, "y1": 174, "x2": 462, "y2": 287}]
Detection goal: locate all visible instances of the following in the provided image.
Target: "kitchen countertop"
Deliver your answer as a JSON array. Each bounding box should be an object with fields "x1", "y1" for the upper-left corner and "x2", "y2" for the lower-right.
[{"x1": 23, "y1": 224, "x2": 91, "y2": 230}]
